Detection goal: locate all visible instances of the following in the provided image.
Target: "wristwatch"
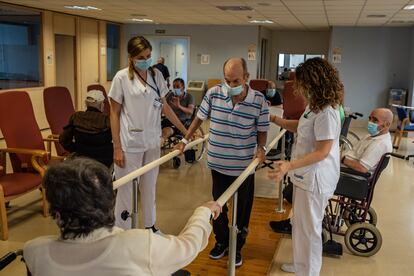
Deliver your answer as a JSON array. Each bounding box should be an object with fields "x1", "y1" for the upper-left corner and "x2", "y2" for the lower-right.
[{"x1": 259, "y1": 145, "x2": 267, "y2": 152}]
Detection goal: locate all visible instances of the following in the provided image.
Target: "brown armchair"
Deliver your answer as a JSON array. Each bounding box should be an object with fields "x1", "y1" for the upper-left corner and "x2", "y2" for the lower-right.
[
  {"x1": 0, "y1": 91, "x2": 49, "y2": 240},
  {"x1": 43, "y1": 86, "x2": 75, "y2": 158}
]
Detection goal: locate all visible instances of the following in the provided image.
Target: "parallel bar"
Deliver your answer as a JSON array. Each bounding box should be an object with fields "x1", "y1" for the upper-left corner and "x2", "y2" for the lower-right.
[
  {"x1": 228, "y1": 192, "x2": 238, "y2": 276},
  {"x1": 217, "y1": 130, "x2": 286, "y2": 207},
  {"x1": 131, "y1": 178, "x2": 139, "y2": 228},
  {"x1": 113, "y1": 134, "x2": 209, "y2": 190},
  {"x1": 276, "y1": 133, "x2": 286, "y2": 213}
]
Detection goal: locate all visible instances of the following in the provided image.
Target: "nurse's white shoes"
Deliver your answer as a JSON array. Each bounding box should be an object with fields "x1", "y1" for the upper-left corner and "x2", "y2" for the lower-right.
[{"x1": 281, "y1": 263, "x2": 295, "y2": 273}]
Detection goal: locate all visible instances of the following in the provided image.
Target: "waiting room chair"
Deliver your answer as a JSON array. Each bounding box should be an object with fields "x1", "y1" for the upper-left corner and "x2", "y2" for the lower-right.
[
  {"x1": 281, "y1": 80, "x2": 307, "y2": 120},
  {"x1": 207, "y1": 79, "x2": 221, "y2": 90},
  {"x1": 87, "y1": 84, "x2": 110, "y2": 115},
  {"x1": 393, "y1": 106, "x2": 414, "y2": 149},
  {"x1": 0, "y1": 91, "x2": 49, "y2": 240},
  {"x1": 249, "y1": 79, "x2": 268, "y2": 94},
  {"x1": 43, "y1": 86, "x2": 75, "y2": 157}
]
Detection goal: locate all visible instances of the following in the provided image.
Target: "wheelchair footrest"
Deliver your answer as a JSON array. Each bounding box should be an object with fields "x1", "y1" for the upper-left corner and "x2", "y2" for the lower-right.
[{"x1": 323, "y1": 240, "x2": 343, "y2": 256}]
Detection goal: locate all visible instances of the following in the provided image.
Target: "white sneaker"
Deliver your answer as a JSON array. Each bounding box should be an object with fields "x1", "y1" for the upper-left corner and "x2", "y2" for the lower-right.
[{"x1": 281, "y1": 263, "x2": 295, "y2": 273}]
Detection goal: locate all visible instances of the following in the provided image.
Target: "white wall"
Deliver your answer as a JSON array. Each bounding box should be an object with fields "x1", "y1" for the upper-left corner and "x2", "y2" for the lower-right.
[
  {"x1": 269, "y1": 30, "x2": 330, "y2": 81},
  {"x1": 330, "y1": 27, "x2": 411, "y2": 114},
  {"x1": 123, "y1": 24, "x2": 259, "y2": 84}
]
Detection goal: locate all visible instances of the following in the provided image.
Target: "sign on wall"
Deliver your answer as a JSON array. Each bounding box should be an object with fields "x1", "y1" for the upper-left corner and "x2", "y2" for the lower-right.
[
  {"x1": 248, "y1": 44, "x2": 256, "y2": 60},
  {"x1": 332, "y1": 47, "x2": 342, "y2": 64}
]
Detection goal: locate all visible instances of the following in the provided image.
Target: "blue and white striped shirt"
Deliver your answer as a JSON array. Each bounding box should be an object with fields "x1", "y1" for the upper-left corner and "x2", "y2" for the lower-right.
[{"x1": 198, "y1": 84, "x2": 269, "y2": 176}]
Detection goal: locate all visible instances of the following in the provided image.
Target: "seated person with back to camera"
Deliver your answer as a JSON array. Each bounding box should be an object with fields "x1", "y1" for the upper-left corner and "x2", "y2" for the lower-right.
[
  {"x1": 23, "y1": 158, "x2": 222, "y2": 276},
  {"x1": 59, "y1": 90, "x2": 113, "y2": 168},
  {"x1": 269, "y1": 107, "x2": 393, "y2": 234},
  {"x1": 161, "y1": 78, "x2": 195, "y2": 143}
]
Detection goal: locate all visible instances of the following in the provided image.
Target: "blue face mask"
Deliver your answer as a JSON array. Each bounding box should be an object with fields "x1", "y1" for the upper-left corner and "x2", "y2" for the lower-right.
[
  {"x1": 367, "y1": 121, "x2": 380, "y2": 136},
  {"x1": 223, "y1": 82, "x2": 244, "y2": 97},
  {"x1": 134, "y1": 57, "x2": 152, "y2": 71},
  {"x1": 266, "y1": 88, "x2": 276, "y2": 98},
  {"x1": 173, "y1": 88, "x2": 182, "y2": 96}
]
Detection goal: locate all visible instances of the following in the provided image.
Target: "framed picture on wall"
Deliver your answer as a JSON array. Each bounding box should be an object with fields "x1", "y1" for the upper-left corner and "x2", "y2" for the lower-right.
[{"x1": 201, "y1": 54, "x2": 210, "y2": 64}]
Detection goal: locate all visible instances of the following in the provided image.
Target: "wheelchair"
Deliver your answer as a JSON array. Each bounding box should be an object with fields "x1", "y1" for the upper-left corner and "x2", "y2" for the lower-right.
[
  {"x1": 322, "y1": 152, "x2": 404, "y2": 257},
  {"x1": 340, "y1": 112, "x2": 363, "y2": 152},
  {"x1": 161, "y1": 110, "x2": 206, "y2": 169}
]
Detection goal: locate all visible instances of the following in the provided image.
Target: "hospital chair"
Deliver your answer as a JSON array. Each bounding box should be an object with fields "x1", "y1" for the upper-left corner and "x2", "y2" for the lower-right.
[
  {"x1": 43, "y1": 86, "x2": 75, "y2": 158},
  {"x1": 249, "y1": 79, "x2": 268, "y2": 93},
  {"x1": 87, "y1": 84, "x2": 111, "y2": 116},
  {"x1": 0, "y1": 91, "x2": 49, "y2": 240},
  {"x1": 207, "y1": 79, "x2": 221, "y2": 89}
]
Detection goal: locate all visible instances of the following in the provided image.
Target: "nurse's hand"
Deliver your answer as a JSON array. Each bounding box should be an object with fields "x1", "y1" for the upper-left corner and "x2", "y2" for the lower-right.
[
  {"x1": 174, "y1": 141, "x2": 186, "y2": 154},
  {"x1": 268, "y1": 161, "x2": 291, "y2": 182},
  {"x1": 114, "y1": 148, "x2": 125, "y2": 168}
]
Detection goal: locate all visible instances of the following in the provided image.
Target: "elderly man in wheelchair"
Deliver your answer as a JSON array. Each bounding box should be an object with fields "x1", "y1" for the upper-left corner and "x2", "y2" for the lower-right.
[
  {"x1": 269, "y1": 108, "x2": 394, "y2": 257},
  {"x1": 161, "y1": 78, "x2": 205, "y2": 168}
]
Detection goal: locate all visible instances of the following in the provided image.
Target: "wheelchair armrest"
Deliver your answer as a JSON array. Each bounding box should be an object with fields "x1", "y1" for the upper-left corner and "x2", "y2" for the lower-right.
[{"x1": 340, "y1": 166, "x2": 371, "y2": 178}]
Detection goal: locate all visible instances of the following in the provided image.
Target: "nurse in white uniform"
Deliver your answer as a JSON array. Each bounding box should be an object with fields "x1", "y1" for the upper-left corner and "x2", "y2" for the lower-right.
[
  {"x1": 269, "y1": 57, "x2": 343, "y2": 276},
  {"x1": 109, "y1": 36, "x2": 187, "y2": 231}
]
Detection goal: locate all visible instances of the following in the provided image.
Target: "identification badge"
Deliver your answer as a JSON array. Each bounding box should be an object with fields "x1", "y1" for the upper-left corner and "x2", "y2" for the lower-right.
[{"x1": 153, "y1": 98, "x2": 163, "y2": 108}]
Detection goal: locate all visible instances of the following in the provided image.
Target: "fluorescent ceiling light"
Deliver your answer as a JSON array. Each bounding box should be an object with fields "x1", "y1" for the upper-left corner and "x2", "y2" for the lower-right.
[
  {"x1": 403, "y1": 4, "x2": 414, "y2": 10},
  {"x1": 249, "y1": 19, "x2": 273, "y2": 24},
  {"x1": 64, "y1": 6, "x2": 101, "y2": 11},
  {"x1": 131, "y1": 18, "x2": 153, "y2": 22}
]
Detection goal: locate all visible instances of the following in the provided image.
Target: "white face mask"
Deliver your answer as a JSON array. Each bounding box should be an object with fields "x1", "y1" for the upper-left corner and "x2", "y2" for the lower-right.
[{"x1": 223, "y1": 82, "x2": 244, "y2": 97}]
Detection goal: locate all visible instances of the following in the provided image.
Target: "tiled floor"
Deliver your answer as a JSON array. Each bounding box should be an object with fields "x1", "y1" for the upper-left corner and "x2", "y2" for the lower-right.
[{"x1": 0, "y1": 129, "x2": 413, "y2": 276}]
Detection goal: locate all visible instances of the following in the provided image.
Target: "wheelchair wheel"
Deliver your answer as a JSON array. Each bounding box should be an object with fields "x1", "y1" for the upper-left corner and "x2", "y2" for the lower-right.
[
  {"x1": 193, "y1": 127, "x2": 206, "y2": 161},
  {"x1": 347, "y1": 131, "x2": 360, "y2": 145},
  {"x1": 173, "y1": 157, "x2": 181, "y2": 169},
  {"x1": 344, "y1": 222, "x2": 382, "y2": 257},
  {"x1": 344, "y1": 206, "x2": 377, "y2": 227}
]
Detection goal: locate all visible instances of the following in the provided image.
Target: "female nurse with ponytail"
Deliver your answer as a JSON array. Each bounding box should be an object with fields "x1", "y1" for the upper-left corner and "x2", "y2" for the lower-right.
[{"x1": 109, "y1": 36, "x2": 187, "y2": 232}]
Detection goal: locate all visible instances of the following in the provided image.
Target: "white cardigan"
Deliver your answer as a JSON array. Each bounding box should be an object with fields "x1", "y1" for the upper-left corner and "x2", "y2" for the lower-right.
[{"x1": 24, "y1": 207, "x2": 212, "y2": 276}]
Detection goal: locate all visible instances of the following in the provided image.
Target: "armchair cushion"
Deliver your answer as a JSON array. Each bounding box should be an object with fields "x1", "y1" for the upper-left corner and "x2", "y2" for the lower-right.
[{"x1": 1, "y1": 173, "x2": 42, "y2": 197}]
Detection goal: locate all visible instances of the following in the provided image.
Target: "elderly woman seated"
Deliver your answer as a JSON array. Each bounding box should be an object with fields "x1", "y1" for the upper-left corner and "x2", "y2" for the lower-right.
[{"x1": 23, "y1": 158, "x2": 221, "y2": 276}]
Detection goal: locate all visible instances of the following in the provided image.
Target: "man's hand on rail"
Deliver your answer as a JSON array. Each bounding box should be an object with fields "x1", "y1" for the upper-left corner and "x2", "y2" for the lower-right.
[
  {"x1": 203, "y1": 201, "x2": 222, "y2": 220},
  {"x1": 268, "y1": 160, "x2": 291, "y2": 183},
  {"x1": 174, "y1": 142, "x2": 186, "y2": 154},
  {"x1": 254, "y1": 147, "x2": 266, "y2": 164},
  {"x1": 114, "y1": 148, "x2": 125, "y2": 168}
]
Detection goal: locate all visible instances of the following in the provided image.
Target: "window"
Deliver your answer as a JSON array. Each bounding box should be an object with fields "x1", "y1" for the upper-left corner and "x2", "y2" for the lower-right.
[
  {"x1": 277, "y1": 53, "x2": 325, "y2": 79},
  {"x1": 0, "y1": 4, "x2": 42, "y2": 89},
  {"x1": 106, "y1": 23, "x2": 120, "y2": 81}
]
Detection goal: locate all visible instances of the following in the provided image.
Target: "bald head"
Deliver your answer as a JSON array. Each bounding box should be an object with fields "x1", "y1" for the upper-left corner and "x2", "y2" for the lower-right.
[
  {"x1": 223, "y1": 57, "x2": 248, "y2": 75},
  {"x1": 157, "y1": 57, "x2": 165, "y2": 64},
  {"x1": 369, "y1": 108, "x2": 393, "y2": 134}
]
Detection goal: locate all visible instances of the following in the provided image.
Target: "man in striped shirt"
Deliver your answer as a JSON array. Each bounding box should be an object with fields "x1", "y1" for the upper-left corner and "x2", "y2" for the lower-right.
[{"x1": 177, "y1": 57, "x2": 269, "y2": 267}]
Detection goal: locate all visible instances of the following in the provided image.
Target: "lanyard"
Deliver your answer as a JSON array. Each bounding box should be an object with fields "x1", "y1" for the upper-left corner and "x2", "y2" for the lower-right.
[{"x1": 134, "y1": 68, "x2": 161, "y2": 98}]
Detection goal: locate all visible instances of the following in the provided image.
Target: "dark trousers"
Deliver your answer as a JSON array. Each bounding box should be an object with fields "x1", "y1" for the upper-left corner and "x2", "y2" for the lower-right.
[{"x1": 211, "y1": 170, "x2": 255, "y2": 252}]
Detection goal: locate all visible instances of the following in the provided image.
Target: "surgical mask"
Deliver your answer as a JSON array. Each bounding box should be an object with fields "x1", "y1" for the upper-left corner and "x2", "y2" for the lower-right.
[
  {"x1": 223, "y1": 82, "x2": 244, "y2": 97},
  {"x1": 266, "y1": 88, "x2": 276, "y2": 98},
  {"x1": 367, "y1": 121, "x2": 380, "y2": 136},
  {"x1": 174, "y1": 88, "x2": 182, "y2": 96},
  {"x1": 134, "y1": 57, "x2": 152, "y2": 71}
]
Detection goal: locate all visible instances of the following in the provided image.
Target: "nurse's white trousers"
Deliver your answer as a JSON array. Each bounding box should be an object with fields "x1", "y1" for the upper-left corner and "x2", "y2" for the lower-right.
[
  {"x1": 114, "y1": 148, "x2": 160, "y2": 229},
  {"x1": 292, "y1": 185, "x2": 332, "y2": 276}
]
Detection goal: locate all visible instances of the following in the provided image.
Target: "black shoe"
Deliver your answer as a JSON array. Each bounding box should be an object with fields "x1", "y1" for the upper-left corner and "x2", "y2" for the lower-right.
[
  {"x1": 269, "y1": 219, "x2": 292, "y2": 234},
  {"x1": 235, "y1": 251, "x2": 243, "y2": 267},
  {"x1": 209, "y1": 243, "x2": 228, "y2": 259}
]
